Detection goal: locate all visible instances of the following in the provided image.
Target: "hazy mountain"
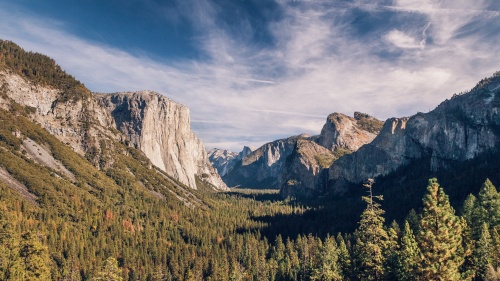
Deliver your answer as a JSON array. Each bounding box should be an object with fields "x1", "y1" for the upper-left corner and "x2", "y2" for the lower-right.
[
  {"x1": 223, "y1": 113, "x2": 383, "y2": 192},
  {"x1": 208, "y1": 146, "x2": 253, "y2": 177}
]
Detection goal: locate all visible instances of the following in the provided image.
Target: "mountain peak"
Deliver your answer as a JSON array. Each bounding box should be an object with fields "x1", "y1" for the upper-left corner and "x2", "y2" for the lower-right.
[{"x1": 318, "y1": 112, "x2": 383, "y2": 152}]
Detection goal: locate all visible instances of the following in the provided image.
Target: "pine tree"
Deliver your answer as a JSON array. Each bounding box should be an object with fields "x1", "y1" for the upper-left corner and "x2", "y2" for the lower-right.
[
  {"x1": 492, "y1": 227, "x2": 500, "y2": 272},
  {"x1": 477, "y1": 179, "x2": 500, "y2": 229},
  {"x1": 311, "y1": 235, "x2": 342, "y2": 281},
  {"x1": 19, "y1": 231, "x2": 52, "y2": 281},
  {"x1": 384, "y1": 220, "x2": 400, "y2": 280},
  {"x1": 397, "y1": 220, "x2": 421, "y2": 281},
  {"x1": 353, "y1": 179, "x2": 388, "y2": 281},
  {"x1": 475, "y1": 223, "x2": 493, "y2": 280},
  {"x1": 93, "y1": 257, "x2": 123, "y2": 281},
  {"x1": 418, "y1": 178, "x2": 467, "y2": 281},
  {"x1": 462, "y1": 194, "x2": 478, "y2": 278},
  {"x1": 336, "y1": 233, "x2": 351, "y2": 281}
]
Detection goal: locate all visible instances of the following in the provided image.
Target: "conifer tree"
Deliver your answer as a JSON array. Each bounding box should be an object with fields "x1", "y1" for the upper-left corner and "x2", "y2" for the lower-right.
[
  {"x1": 462, "y1": 194, "x2": 477, "y2": 224},
  {"x1": 418, "y1": 178, "x2": 468, "y2": 281},
  {"x1": 336, "y1": 233, "x2": 351, "y2": 281},
  {"x1": 93, "y1": 257, "x2": 123, "y2": 281},
  {"x1": 397, "y1": 221, "x2": 421, "y2": 281},
  {"x1": 353, "y1": 179, "x2": 388, "y2": 281},
  {"x1": 384, "y1": 220, "x2": 400, "y2": 280},
  {"x1": 19, "y1": 231, "x2": 52, "y2": 281},
  {"x1": 285, "y1": 237, "x2": 300, "y2": 281},
  {"x1": 475, "y1": 223, "x2": 493, "y2": 280},
  {"x1": 477, "y1": 179, "x2": 500, "y2": 229},
  {"x1": 311, "y1": 235, "x2": 342, "y2": 281},
  {"x1": 461, "y1": 195, "x2": 477, "y2": 280},
  {"x1": 490, "y1": 227, "x2": 500, "y2": 274}
]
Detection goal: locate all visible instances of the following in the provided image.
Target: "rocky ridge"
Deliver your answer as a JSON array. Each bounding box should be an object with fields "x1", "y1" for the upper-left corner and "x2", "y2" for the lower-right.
[
  {"x1": 208, "y1": 146, "x2": 253, "y2": 177},
  {"x1": 328, "y1": 72, "x2": 500, "y2": 194},
  {"x1": 0, "y1": 70, "x2": 227, "y2": 191},
  {"x1": 222, "y1": 113, "x2": 383, "y2": 194}
]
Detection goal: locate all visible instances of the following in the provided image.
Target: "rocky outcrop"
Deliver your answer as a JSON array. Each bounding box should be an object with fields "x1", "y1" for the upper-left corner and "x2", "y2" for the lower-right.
[
  {"x1": 281, "y1": 113, "x2": 383, "y2": 197},
  {"x1": 96, "y1": 91, "x2": 227, "y2": 190},
  {"x1": 208, "y1": 149, "x2": 238, "y2": 177},
  {"x1": 0, "y1": 70, "x2": 227, "y2": 190},
  {"x1": 329, "y1": 72, "x2": 500, "y2": 194},
  {"x1": 208, "y1": 146, "x2": 254, "y2": 177},
  {"x1": 280, "y1": 139, "x2": 335, "y2": 197},
  {"x1": 318, "y1": 112, "x2": 382, "y2": 151},
  {"x1": 223, "y1": 134, "x2": 310, "y2": 188}
]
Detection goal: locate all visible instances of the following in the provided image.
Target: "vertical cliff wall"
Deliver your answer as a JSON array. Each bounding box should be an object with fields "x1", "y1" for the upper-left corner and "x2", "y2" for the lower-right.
[{"x1": 97, "y1": 91, "x2": 227, "y2": 190}]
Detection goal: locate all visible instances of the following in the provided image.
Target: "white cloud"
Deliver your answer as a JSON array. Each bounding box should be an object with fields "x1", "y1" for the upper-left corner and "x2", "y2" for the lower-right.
[
  {"x1": 0, "y1": 0, "x2": 499, "y2": 152},
  {"x1": 385, "y1": 29, "x2": 422, "y2": 49}
]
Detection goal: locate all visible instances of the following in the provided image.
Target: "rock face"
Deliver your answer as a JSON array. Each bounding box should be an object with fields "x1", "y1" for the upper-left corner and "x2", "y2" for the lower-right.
[
  {"x1": 281, "y1": 113, "x2": 383, "y2": 197},
  {"x1": 319, "y1": 112, "x2": 382, "y2": 151},
  {"x1": 208, "y1": 149, "x2": 238, "y2": 177},
  {"x1": 329, "y1": 72, "x2": 500, "y2": 194},
  {"x1": 208, "y1": 146, "x2": 253, "y2": 177},
  {"x1": 223, "y1": 113, "x2": 383, "y2": 194},
  {"x1": 97, "y1": 91, "x2": 227, "y2": 190},
  {"x1": 223, "y1": 134, "x2": 310, "y2": 188},
  {"x1": 0, "y1": 70, "x2": 227, "y2": 190},
  {"x1": 280, "y1": 139, "x2": 335, "y2": 197}
]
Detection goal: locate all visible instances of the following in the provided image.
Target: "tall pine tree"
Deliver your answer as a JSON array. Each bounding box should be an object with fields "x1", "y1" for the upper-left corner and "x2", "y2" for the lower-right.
[
  {"x1": 418, "y1": 178, "x2": 468, "y2": 281},
  {"x1": 397, "y1": 220, "x2": 421, "y2": 281},
  {"x1": 353, "y1": 179, "x2": 388, "y2": 281}
]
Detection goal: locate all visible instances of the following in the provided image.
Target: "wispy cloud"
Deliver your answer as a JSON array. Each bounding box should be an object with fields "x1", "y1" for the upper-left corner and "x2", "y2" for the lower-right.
[{"x1": 0, "y1": 0, "x2": 499, "y2": 152}]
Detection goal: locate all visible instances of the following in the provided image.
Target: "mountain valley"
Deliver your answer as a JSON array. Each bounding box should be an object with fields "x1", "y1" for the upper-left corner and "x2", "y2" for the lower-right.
[{"x1": 1, "y1": 40, "x2": 500, "y2": 281}]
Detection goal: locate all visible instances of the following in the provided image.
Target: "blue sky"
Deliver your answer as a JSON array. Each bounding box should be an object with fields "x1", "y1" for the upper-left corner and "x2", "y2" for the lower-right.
[{"x1": 1, "y1": 0, "x2": 499, "y2": 152}]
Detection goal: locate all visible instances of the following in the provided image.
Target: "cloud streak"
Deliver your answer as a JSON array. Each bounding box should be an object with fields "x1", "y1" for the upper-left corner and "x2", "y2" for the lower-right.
[{"x1": 0, "y1": 0, "x2": 499, "y2": 152}]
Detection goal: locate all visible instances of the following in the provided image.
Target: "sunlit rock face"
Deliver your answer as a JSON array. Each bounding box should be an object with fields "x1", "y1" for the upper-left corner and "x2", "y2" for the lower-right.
[
  {"x1": 329, "y1": 73, "x2": 500, "y2": 194},
  {"x1": 222, "y1": 135, "x2": 305, "y2": 189},
  {"x1": 281, "y1": 113, "x2": 382, "y2": 197},
  {"x1": 98, "y1": 91, "x2": 228, "y2": 190},
  {"x1": 0, "y1": 70, "x2": 227, "y2": 190}
]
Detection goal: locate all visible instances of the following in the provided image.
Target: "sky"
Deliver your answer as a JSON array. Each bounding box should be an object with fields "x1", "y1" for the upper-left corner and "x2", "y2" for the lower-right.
[{"x1": 0, "y1": 0, "x2": 499, "y2": 152}]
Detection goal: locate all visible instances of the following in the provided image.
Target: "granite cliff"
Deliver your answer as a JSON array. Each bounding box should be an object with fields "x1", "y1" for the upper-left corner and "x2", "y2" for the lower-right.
[
  {"x1": 0, "y1": 56, "x2": 226, "y2": 190},
  {"x1": 280, "y1": 113, "x2": 383, "y2": 197},
  {"x1": 222, "y1": 135, "x2": 306, "y2": 188},
  {"x1": 328, "y1": 72, "x2": 500, "y2": 194},
  {"x1": 97, "y1": 92, "x2": 227, "y2": 190}
]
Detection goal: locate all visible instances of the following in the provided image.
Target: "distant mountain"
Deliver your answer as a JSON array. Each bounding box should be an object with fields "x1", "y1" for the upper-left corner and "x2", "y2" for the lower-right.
[
  {"x1": 222, "y1": 113, "x2": 383, "y2": 193},
  {"x1": 208, "y1": 146, "x2": 253, "y2": 177},
  {"x1": 0, "y1": 40, "x2": 226, "y2": 191}
]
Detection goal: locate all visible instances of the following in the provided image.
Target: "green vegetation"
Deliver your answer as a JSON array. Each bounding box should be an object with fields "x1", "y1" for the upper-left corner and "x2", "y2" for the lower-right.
[
  {"x1": 353, "y1": 112, "x2": 384, "y2": 134},
  {"x1": 2, "y1": 111, "x2": 499, "y2": 281},
  {"x1": 0, "y1": 40, "x2": 90, "y2": 102},
  {"x1": 314, "y1": 153, "x2": 337, "y2": 168}
]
